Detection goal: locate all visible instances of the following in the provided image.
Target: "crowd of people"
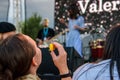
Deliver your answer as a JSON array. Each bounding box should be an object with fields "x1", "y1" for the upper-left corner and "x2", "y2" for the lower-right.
[
  {"x1": 0, "y1": 2, "x2": 120, "y2": 80},
  {"x1": 0, "y1": 21, "x2": 120, "y2": 80}
]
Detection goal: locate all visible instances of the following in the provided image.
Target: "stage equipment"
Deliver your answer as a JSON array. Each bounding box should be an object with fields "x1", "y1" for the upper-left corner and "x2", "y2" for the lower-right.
[
  {"x1": 80, "y1": 33, "x2": 92, "y2": 60},
  {"x1": 90, "y1": 39, "x2": 105, "y2": 59}
]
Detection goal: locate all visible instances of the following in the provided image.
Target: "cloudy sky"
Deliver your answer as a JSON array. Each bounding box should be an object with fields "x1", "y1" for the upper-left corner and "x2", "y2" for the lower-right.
[
  {"x1": 0, "y1": 0, "x2": 55, "y2": 28},
  {"x1": 0, "y1": 0, "x2": 8, "y2": 21},
  {"x1": 26, "y1": 0, "x2": 55, "y2": 28}
]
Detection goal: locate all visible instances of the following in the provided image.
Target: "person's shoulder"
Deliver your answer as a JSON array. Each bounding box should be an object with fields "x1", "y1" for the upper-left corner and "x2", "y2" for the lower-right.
[
  {"x1": 48, "y1": 27, "x2": 53, "y2": 29},
  {"x1": 48, "y1": 28, "x2": 54, "y2": 31},
  {"x1": 16, "y1": 74, "x2": 40, "y2": 80},
  {"x1": 84, "y1": 59, "x2": 110, "y2": 70},
  {"x1": 73, "y1": 59, "x2": 111, "y2": 79},
  {"x1": 76, "y1": 59, "x2": 110, "y2": 71},
  {"x1": 38, "y1": 28, "x2": 44, "y2": 32},
  {"x1": 74, "y1": 62, "x2": 93, "y2": 75},
  {"x1": 72, "y1": 63, "x2": 92, "y2": 80},
  {"x1": 91, "y1": 59, "x2": 110, "y2": 66},
  {"x1": 78, "y1": 16, "x2": 84, "y2": 20}
]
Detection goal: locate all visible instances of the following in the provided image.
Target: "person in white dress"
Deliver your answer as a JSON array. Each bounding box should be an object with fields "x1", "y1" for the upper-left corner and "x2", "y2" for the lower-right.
[{"x1": 59, "y1": 2, "x2": 87, "y2": 57}]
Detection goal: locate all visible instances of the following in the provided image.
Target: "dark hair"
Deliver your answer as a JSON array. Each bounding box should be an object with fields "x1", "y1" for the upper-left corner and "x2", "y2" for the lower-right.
[
  {"x1": 0, "y1": 33, "x2": 35, "y2": 80},
  {"x1": 0, "y1": 22, "x2": 16, "y2": 33},
  {"x1": 68, "y1": 2, "x2": 80, "y2": 19},
  {"x1": 103, "y1": 23, "x2": 120, "y2": 80}
]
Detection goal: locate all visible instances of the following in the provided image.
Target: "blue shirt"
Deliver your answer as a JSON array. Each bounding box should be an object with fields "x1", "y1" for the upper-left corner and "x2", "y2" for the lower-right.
[{"x1": 73, "y1": 59, "x2": 119, "y2": 80}]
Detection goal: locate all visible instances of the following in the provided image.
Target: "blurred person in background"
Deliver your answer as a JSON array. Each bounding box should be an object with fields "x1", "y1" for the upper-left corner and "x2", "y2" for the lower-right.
[
  {"x1": 0, "y1": 22, "x2": 16, "y2": 44},
  {"x1": 36, "y1": 18, "x2": 55, "y2": 46}
]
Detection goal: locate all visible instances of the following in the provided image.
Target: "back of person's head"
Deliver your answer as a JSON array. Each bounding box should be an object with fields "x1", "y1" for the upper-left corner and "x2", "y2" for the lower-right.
[
  {"x1": 0, "y1": 22, "x2": 16, "y2": 33},
  {"x1": 0, "y1": 22, "x2": 16, "y2": 42},
  {"x1": 103, "y1": 23, "x2": 120, "y2": 80},
  {"x1": 103, "y1": 23, "x2": 120, "y2": 59},
  {"x1": 0, "y1": 33, "x2": 41, "y2": 80},
  {"x1": 68, "y1": 2, "x2": 80, "y2": 19}
]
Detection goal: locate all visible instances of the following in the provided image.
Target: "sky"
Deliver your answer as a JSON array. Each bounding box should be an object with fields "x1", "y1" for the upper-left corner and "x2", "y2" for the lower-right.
[
  {"x1": 26, "y1": 0, "x2": 55, "y2": 28},
  {"x1": 0, "y1": 0, "x2": 8, "y2": 21}
]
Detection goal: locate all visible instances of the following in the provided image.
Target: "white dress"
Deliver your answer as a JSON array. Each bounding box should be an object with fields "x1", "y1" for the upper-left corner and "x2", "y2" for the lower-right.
[{"x1": 66, "y1": 16, "x2": 85, "y2": 57}]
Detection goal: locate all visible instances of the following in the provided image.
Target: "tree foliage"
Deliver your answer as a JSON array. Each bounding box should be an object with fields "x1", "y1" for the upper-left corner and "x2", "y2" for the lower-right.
[{"x1": 21, "y1": 13, "x2": 43, "y2": 40}]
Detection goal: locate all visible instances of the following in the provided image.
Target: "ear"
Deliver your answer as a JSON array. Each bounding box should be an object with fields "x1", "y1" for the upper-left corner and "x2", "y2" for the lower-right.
[{"x1": 32, "y1": 57, "x2": 38, "y2": 66}]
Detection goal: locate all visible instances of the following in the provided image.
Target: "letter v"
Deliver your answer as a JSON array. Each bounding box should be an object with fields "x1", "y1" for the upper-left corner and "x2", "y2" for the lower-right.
[{"x1": 78, "y1": 0, "x2": 90, "y2": 14}]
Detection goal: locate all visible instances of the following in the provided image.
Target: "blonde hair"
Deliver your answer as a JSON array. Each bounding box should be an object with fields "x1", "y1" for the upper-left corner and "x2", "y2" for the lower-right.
[{"x1": 43, "y1": 18, "x2": 49, "y2": 23}]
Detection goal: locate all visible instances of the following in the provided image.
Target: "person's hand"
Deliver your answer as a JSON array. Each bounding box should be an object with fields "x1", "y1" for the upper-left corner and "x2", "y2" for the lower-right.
[
  {"x1": 74, "y1": 25, "x2": 88, "y2": 31},
  {"x1": 36, "y1": 39, "x2": 43, "y2": 46},
  {"x1": 59, "y1": 18, "x2": 68, "y2": 27},
  {"x1": 50, "y1": 42, "x2": 69, "y2": 74},
  {"x1": 74, "y1": 25, "x2": 80, "y2": 29}
]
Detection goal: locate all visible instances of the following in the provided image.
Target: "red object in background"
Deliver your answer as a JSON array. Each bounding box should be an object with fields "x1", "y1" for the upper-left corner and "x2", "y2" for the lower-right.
[
  {"x1": 91, "y1": 47, "x2": 97, "y2": 58},
  {"x1": 90, "y1": 39, "x2": 105, "y2": 59},
  {"x1": 96, "y1": 46, "x2": 104, "y2": 58}
]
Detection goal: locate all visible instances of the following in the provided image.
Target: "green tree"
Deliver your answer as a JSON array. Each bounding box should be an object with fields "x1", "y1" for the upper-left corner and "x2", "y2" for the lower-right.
[{"x1": 21, "y1": 13, "x2": 43, "y2": 40}]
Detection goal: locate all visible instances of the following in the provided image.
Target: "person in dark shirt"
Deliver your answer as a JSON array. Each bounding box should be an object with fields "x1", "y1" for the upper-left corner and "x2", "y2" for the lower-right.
[{"x1": 36, "y1": 18, "x2": 55, "y2": 46}]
